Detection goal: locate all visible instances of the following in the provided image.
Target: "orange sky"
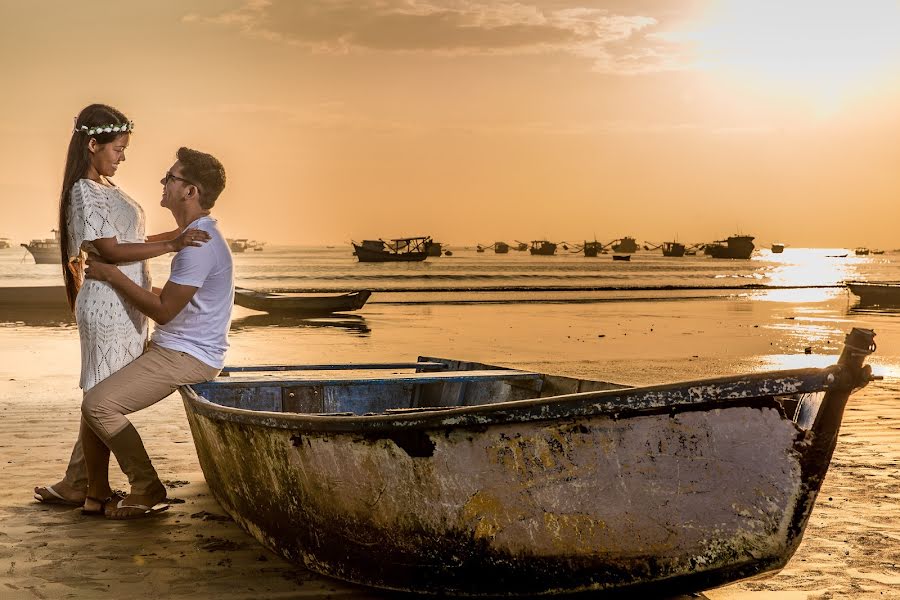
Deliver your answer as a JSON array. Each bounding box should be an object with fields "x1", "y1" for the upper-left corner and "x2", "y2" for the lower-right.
[{"x1": 1, "y1": 0, "x2": 899, "y2": 247}]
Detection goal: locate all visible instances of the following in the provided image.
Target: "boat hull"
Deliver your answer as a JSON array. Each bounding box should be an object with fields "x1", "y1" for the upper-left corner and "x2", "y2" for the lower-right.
[
  {"x1": 234, "y1": 288, "x2": 371, "y2": 315},
  {"x1": 847, "y1": 282, "x2": 900, "y2": 306},
  {"x1": 21, "y1": 245, "x2": 60, "y2": 264},
  {"x1": 180, "y1": 337, "x2": 875, "y2": 596},
  {"x1": 662, "y1": 242, "x2": 686, "y2": 257},
  {"x1": 185, "y1": 404, "x2": 806, "y2": 595},
  {"x1": 353, "y1": 243, "x2": 429, "y2": 262}
]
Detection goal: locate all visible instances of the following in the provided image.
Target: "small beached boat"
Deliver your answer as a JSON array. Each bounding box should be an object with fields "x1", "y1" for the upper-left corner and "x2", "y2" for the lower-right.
[
  {"x1": 180, "y1": 328, "x2": 877, "y2": 597},
  {"x1": 846, "y1": 281, "x2": 900, "y2": 307},
  {"x1": 611, "y1": 254, "x2": 631, "y2": 261},
  {"x1": 0, "y1": 285, "x2": 68, "y2": 309},
  {"x1": 234, "y1": 287, "x2": 370, "y2": 315}
]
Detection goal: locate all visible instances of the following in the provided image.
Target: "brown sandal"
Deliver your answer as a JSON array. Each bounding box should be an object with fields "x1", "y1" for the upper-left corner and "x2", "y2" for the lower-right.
[{"x1": 81, "y1": 490, "x2": 126, "y2": 516}]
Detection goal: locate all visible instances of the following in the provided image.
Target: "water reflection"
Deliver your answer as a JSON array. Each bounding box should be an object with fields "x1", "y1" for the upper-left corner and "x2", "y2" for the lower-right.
[
  {"x1": 761, "y1": 248, "x2": 857, "y2": 288},
  {"x1": 231, "y1": 313, "x2": 370, "y2": 335}
]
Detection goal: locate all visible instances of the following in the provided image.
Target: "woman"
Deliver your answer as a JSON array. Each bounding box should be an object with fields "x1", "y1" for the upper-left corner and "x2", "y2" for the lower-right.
[{"x1": 34, "y1": 104, "x2": 208, "y2": 514}]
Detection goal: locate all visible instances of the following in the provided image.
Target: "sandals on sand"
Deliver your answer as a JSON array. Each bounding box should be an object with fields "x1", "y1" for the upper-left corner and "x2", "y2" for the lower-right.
[
  {"x1": 81, "y1": 491, "x2": 127, "y2": 516},
  {"x1": 106, "y1": 498, "x2": 170, "y2": 520},
  {"x1": 33, "y1": 485, "x2": 84, "y2": 506}
]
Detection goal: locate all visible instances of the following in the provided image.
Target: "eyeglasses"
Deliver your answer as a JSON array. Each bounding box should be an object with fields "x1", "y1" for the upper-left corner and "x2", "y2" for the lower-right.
[{"x1": 161, "y1": 171, "x2": 200, "y2": 191}]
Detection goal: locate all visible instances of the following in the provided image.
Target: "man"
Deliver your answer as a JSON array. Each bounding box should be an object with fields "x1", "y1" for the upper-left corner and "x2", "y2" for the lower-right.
[{"x1": 78, "y1": 147, "x2": 233, "y2": 519}]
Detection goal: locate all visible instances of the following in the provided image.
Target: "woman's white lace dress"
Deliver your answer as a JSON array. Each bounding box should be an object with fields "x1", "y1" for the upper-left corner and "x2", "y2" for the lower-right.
[{"x1": 67, "y1": 179, "x2": 151, "y2": 391}]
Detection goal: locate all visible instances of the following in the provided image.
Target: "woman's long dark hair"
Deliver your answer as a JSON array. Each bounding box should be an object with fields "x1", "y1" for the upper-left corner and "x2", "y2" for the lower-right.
[{"x1": 59, "y1": 104, "x2": 130, "y2": 311}]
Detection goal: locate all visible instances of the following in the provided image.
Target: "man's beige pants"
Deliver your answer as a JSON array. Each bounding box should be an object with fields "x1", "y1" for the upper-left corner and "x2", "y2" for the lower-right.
[{"x1": 79, "y1": 343, "x2": 220, "y2": 495}]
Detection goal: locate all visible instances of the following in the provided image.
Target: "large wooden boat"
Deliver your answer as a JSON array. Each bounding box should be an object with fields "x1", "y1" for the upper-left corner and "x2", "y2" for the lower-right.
[
  {"x1": 662, "y1": 241, "x2": 686, "y2": 257},
  {"x1": 228, "y1": 238, "x2": 250, "y2": 253},
  {"x1": 529, "y1": 240, "x2": 556, "y2": 256},
  {"x1": 582, "y1": 241, "x2": 603, "y2": 257},
  {"x1": 846, "y1": 281, "x2": 900, "y2": 307},
  {"x1": 21, "y1": 230, "x2": 61, "y2": 264},
  {"x1": 705, "y1": 235, "x2": 755, "y2": 259},
  {"x1": 352, "y1": 237, "x2": 432, "y2": 262},
  {"x1": 180, "y1": 328, "x2": 877, "y2": 597},
  {"x1": 234, "y1": 287, "x2": 370, "y2": 315},
  {"x1": 494, "y1": 242, "x2": 509, "y2": 254},
  {"x1": 610, "y1": 236, "x2": 638, "y2": 253}
]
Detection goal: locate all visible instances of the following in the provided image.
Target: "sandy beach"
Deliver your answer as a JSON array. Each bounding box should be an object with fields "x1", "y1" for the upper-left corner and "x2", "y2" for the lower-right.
[{"x1": 1, "y1": 293, "x2": 899, "y2": 599}]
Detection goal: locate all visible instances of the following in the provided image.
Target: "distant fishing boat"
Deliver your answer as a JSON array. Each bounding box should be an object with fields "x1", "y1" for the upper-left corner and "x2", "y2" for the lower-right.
[
  {"x1": 352, "y1": 237, "x2": 432, "y2": 262},
  {"x1": 529, "y1": 240, "x2": 557, "y2": 256},
  {"x1": 610, "y1": 236, "x2": 638, "y2": 253},
  {"x1": 228, "y1": 238, "x2": 250, "y2": 253},
  {"x1": 705, "y1": 235, "x2": 755, "y2": 259},
  {"x1": 21, "y1": 230, "x2": 61, "y2": 264},
  {"x1": 582, "y1": 241, "x2": 603, "y2": 257},
  {"x1": 476, "y1": 245, "x2": 486, "y2": 253},
  {"x1": 493, "y1": 242, "x2": 509, "y2": 254},
  {"x1": 662, "y1": 241, "x2": 686, "y2": 257},
  {"x1": 234, "y1": 287, "x2": 370, "y2": 315},
  {"x1": 612, "y1": 254, "x2": 631, "y2": 261},
  {"x1": 854, "y1": 248, "x2": 870, "y2": 256},
  {"x1": 513, "y1": 241, "x2": 529, "y2": 252},
  {"x1": 0, "y1": 238, "x2": 11, "y2": 249},
  {"x1": 180, "y1": 328, "x2": 878, "y2": 596}
]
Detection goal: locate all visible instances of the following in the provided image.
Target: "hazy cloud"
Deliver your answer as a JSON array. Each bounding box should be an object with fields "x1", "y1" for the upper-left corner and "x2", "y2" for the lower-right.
[{"x1": 183, "y1": 0, "x2": 689, "y2": 73}]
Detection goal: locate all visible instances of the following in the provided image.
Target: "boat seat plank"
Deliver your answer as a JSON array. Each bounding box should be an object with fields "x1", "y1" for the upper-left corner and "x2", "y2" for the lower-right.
[{"x1": 215, "y1": 369, "x2": 542, "y2": 387}]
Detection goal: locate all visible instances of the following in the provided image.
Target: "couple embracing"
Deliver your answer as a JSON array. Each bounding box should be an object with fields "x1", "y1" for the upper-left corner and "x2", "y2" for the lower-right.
[{"x1": 33, "y1": 103, "x2": 234, "y2": 519}]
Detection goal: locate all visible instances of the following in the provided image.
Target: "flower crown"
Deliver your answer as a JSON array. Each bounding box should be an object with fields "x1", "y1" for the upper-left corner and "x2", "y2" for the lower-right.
[{"x1": 74, "y1": 121, "x2": 134, "y2": 136}]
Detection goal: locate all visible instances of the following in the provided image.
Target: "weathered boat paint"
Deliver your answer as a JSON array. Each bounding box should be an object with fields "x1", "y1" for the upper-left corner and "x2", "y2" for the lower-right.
[{"x1": 180, "y1": 329, "x2": 876, "y2": 596}]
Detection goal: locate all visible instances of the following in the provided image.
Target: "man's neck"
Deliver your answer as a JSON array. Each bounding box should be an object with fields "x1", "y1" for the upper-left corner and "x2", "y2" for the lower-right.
[{"x1": 176, "y1": 207, "x2": 211, "y2": 229}]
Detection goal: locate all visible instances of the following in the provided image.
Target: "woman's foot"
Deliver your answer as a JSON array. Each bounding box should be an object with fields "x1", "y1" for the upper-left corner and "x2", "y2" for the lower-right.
[
  {"x1": 106, "y1": 480, "x2": 168, "y2": 520},
  {"x1": 33, "y1": 481, "x2": 86, "y2": 506}
]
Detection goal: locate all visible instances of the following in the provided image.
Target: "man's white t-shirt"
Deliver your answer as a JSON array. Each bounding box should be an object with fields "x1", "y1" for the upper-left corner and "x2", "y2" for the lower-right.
[{"x1": 151, "y1": 216, "x2": 233, "y2": 369}]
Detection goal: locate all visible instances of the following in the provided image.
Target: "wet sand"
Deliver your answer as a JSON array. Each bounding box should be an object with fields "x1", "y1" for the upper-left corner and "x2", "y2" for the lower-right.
[{"x1": 1, "y1": 293, "x2": 899, "y2": 598}]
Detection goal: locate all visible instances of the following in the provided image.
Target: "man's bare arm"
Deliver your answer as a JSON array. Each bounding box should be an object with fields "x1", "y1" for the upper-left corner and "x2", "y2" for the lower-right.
[{"x1": 84, "y1": 257, "x2": 197, "y2": 325}]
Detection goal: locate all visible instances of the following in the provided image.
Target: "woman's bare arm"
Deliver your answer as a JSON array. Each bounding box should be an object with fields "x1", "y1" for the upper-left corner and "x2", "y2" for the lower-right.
[
  {"x1": 89, "y1": 228, "x2": 210, "y2": 264},
  {"x1": 146, "y1": 227, "x2": 182, "y2": 243}
]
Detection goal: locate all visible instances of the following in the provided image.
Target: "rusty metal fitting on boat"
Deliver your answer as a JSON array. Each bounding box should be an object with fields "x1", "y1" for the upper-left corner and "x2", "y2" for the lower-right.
[{"x1": 843, "y1": 328, "x2": 877, "y2": 357}]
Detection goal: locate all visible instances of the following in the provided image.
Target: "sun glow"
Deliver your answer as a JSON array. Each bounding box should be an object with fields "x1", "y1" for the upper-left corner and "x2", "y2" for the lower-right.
[{"x1": 678, "y1": 0, "x2": 900, "y2": 115}]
